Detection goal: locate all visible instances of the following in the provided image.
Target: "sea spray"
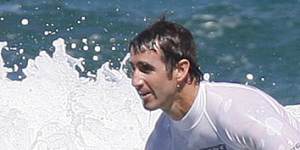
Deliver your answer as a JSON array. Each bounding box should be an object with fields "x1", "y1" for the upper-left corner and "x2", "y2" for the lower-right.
[{"x1": 0, "y1": 38, "x2": 161, "y2": 150}]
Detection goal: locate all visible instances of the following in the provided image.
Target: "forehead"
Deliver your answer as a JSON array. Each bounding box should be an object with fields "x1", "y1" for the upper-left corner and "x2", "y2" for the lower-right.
[
  {"x1": 130, "y1": 49, "x2": 159, "y2": 61},
  {"x1": 130, "y1": 49, "x2": 165, "y2": 65}
]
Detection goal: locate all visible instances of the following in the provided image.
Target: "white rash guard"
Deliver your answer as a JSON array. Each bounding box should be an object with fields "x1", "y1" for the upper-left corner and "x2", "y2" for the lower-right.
[{"x1": 146, "y1": 81, "x2": 300, "y2": 150}]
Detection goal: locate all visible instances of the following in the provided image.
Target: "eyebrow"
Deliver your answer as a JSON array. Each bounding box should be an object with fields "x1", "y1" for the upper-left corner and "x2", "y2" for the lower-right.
[
  {"x1": 130, "y1": 61, "x2": 155, "y2": 70},
  {"x1": 138, "y1": 61, "x2": 155, "y2": 69}
]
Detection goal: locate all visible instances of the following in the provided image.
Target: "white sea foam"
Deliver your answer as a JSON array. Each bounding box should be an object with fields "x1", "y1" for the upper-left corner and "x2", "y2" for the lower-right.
[{"x1": 0, "y1": 38, "x2": 161, "y2": 150}]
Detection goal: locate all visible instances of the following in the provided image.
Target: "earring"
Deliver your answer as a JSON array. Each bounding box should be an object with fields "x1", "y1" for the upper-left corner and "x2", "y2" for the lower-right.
[{"x1": 176, "y1": 84, "x2": 180, "y2": 88}]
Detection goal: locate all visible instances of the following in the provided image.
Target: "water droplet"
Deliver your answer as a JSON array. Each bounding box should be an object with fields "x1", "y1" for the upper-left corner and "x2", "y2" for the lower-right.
[
  {"x1": 110, "y1": 38, "x2": 116, "y2": 43},
  {"x1": 246, "y1": 73, "x2": 254, "y2": 80},
  {"x1": 71, "y1": 43, "x2": 76, "y2": 49},
  {"x1": 21, "y1": 18, "x2": 29, "y2": 25},
  {"x1": 94, "y1": 46, "x2": 101, "y2": 52},
  {"x1": 203, "y1": 73, "x2": 210, "y2": 81},
  {"x1": 44, "y1": 31, "x2": 50, "y2": 35},
  {"x1": 82, "y1": 38, "x2": 88, "y2": 44},
  {"x1": 83, "y1": 45, "x2": 88, "y2": 51},
  {"x1": 19, "y1": 49, "x2": 24, "y2": 54},
  {"x1": 7, "y1": 68, "x2": 13, "y2": 72},
  {"x1": 92, "y1": 56, "x2": 99, "y2": 61},
  {"x1": 14, "y1": 64, "x2": 18, "y2": 71}
]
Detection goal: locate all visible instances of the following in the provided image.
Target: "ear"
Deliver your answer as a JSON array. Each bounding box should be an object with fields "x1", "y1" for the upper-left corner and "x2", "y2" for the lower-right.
[{"x1": 174, "y1": 59, "x2": 190, "y2": 82}]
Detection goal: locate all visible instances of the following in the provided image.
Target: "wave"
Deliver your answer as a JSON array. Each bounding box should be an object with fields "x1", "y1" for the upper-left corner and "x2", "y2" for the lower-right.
[{"x1": 0, "y1": 38, "x2": 160, "y2": 150}]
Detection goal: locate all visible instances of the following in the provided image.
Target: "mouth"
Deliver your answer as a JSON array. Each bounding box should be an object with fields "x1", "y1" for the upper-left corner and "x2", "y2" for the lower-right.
[{"x1": 138, "y1": 91, "x2": 152, "y2": 99}]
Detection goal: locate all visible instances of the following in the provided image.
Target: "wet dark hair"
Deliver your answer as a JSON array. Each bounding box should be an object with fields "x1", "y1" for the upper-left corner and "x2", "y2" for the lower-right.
[{"x1": 129, "y1": 17, "x2": 203, "y2": 82}]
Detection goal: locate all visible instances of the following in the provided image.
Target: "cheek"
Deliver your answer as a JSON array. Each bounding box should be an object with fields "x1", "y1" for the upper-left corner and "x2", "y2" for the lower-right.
[
  {"x1": 146, "y1": 71, "x2": 176, "y2": 94},
  {"x1": 152, "y1": 79, "x2": 177, "y2": 95}
]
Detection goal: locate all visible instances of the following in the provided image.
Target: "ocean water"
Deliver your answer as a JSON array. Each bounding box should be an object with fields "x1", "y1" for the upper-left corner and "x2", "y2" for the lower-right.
[{"x1": 0, "y1": 0, "x2": 300, "y2": 149}]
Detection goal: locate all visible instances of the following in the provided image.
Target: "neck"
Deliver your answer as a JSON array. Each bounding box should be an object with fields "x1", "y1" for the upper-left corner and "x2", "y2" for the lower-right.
[{"x1": 164, "y1": 80, "x2": 200, "y2": 120}]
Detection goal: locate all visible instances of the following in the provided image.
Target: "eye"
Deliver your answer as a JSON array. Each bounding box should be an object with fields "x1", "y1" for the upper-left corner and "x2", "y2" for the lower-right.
[{"x1": 138, "y1": 62, "x2": 154, "y2": 74}]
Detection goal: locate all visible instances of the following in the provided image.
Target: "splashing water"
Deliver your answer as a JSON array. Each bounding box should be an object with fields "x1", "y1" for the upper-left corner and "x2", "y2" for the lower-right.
[{"x1": 0, "y1": 38, "x2": 161, "y2": 150}]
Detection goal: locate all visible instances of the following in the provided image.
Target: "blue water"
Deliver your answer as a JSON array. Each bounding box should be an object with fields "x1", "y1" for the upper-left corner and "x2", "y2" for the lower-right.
[{"x1": 1, "y1": 0, "x2": 299, "y2": 105}]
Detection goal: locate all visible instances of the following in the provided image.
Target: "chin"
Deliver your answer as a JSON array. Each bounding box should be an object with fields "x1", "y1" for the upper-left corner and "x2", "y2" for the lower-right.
[{"x1": 143, "y1": 104, "x2": 159, "y2": 111}]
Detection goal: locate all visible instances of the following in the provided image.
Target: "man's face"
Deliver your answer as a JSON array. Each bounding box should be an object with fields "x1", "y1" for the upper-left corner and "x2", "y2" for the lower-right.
[{"x1": 130, "y1": 49, "x2": 177, "y2": 111}]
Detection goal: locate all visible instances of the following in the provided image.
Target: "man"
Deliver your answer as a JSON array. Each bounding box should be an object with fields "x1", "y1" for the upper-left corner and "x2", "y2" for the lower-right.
[{"x1": 129, "y1": 18, "x2": 300, "y2": 150}]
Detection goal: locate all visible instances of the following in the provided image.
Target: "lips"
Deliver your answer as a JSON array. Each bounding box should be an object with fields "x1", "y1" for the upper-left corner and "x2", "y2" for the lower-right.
[{"x1": 138, "y1": 91, "x2": 152, "y2": 99}]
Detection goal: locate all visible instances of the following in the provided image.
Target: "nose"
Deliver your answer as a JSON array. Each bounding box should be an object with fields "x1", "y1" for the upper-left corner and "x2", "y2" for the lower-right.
[{"x1": 131, "y1": 70, "x2": 143, "y2": 90}]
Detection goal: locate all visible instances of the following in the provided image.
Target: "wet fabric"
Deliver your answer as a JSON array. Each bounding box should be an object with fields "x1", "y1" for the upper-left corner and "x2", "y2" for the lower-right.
[{"x1": 146, "y1": 81, "x2": 300, "y2": 150}]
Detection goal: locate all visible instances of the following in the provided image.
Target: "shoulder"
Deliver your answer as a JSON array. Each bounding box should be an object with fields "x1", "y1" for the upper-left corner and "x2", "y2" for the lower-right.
[
  {"x1": 203, "y1": 82, "x2": 282, "y2": 132},
  {"x1": 204, "y1": 81, "x2": 284, "y2": 122},
  {"x1": 204, "y1": 81, "x2": 281, "y2": 114},
  {"x1": 205, "y1": 81, "x2": 263, "y2": 95}
]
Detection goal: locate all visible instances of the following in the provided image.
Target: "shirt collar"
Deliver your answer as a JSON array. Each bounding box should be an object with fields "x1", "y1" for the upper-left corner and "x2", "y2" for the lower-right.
[{"x1": 170, "y1": 81, "x2": 206, "y2": 131}]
